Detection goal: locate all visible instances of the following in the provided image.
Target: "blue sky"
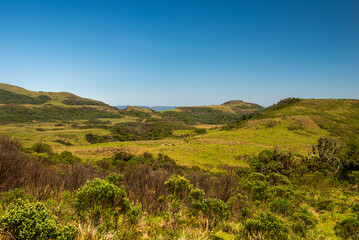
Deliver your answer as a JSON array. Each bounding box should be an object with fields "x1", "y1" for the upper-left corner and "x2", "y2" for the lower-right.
[{"x1": 1, "y1": 0, "x2": 358, "y2": 106}]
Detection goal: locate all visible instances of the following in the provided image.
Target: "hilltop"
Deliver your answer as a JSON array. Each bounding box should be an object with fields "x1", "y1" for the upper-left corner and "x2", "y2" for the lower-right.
[
  {"x1": 0, "y1": 83, "x2": 108, "y2": 106},
  {"x1": 160, "y1": 100, "x2": 263, "y2": 124},
  {"x1": 0, "y1": 83, "x2": 123, "y2": 122},
  {"x1": 225, "y1": 98, "x2": 359, "y2": 141}
]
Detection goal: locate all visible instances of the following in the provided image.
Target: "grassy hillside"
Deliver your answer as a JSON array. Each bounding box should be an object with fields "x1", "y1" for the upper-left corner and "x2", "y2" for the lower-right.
[
  {"x1": 160, "y1": 100, "x2": 263, "y2": 124},
  {"x1": 0, "y1": 83, "x2": 124, "y2": 122},
  {"x1": 0, "y1": 84, "x2": 263, "y2": 126},
  {"x1": 225, "y1": 98, "x2": 359, "y2": 141},
  {"x1": 0, "y1": 83, "x2": 107, "y2": 106}
]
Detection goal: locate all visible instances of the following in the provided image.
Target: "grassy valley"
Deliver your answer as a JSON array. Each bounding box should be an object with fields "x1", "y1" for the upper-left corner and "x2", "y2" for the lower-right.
[{"x1": 1, "y1": 85, "x2": 359, "y2": 239}]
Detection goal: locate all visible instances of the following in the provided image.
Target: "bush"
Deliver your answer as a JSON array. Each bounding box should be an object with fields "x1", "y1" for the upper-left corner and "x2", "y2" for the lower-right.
[
  {"x1": 113, "y1": 151, "x2": 134, "y2": 162},
  {"x1": 0, "y1": 188, "x2": 36, "y2": 206},
  {"x1": 31, "y1": 141, "x2": 53, "y2": 154},
  {"x1": 334, "y1": 215, "x2": 359, "y2": 240},
  {"x1": 74, "y1": 177, "x2": 130, "y2": 224},
  {"x1": 56, "y1": 151, "x2": 81, "y2": 164},
  {"x1": 241, "y1": 211, "x2": 289, "y2": 240},
  {"x1": 193, "y1": 128, "x2": 207, "y2": 135},
  {"x1": 316, "y1": 196, "x2": 334, "y2": 211},
  {"x1": 269, "y1": 197, "x2": 292, "y2": 216},
  {"x1": 242, "y1": 172, "x2": 270, "y2": 201},
  {"x1": 54, "y1": 139, "x2": 72, "y2": 146},
  {"x1": 106, "y1": 173, "x2": 124, "y2": 187},
  {"x1": 165, "y1": 175, "x2": 193, "y2": 200},
  {"x1": 200, "y1": 198, "x2": 230, "y2": 230},
  {"x1": 291, "y1": 205, "x2": 318, "y2": 237},
  {"x1": 0, "y1": 201, "x2": 78, "y2": 240}
]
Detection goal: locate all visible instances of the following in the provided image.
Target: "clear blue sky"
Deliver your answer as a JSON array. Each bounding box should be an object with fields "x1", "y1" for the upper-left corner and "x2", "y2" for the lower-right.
[{"x1": 1, "y1": 0, "x2": 358, "y2": 106}]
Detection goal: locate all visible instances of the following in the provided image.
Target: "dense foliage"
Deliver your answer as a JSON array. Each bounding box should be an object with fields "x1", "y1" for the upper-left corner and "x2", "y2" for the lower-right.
[
  {"x1": 0, "y1": 89, "x2": 51, "y2": 105},
  {"x1": 0, "y1": 104, "x2": 122, "y2": 122},
  {"x1": 85, "y1": 122, "x2": 174, "y2": 143},
  {"x1": 61, "y1": 98, "x2": 107, "y2": 106},
  {"x1": 1, "y1": 132, "x2": 359, "y2": 239},
  {"x1": 0, "y1": 201, "x2": 78, "y2": 240},
  {"x1": 160, "y1": 107, "x2": 242, "y2": 124}
]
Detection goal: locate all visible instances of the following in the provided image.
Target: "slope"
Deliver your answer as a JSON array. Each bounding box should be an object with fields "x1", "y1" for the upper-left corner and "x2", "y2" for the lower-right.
[
  {"x1": 225, "y1": 98, "x2": 359, "y2": 141},
  {"x1": 0, "y1": 83, "x2": 108, "y2": 106},
  {"x1": 0, "y1": 83, "x2": 123, "y2": 122},
  {"x1": 160, "y1": 100, "x2": 263, "y2": 124}
]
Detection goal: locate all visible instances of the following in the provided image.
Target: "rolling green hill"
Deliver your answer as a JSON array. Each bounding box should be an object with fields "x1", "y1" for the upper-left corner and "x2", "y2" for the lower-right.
[
  {"x1": 225, "y1": 98, "x2": 359, "y2": 141},
  {"x1": 160, "y1": 100, "x2": 263, "y2": 124},
  {"x1": 0, "y1": 84, "x2": 263, "y2": 125},
  {"x1": 0, "y1": 83, "x2": 123, "y2": 122},
  {"x1": 0, "y1": 83, "x2": 108, "y2": 106}
]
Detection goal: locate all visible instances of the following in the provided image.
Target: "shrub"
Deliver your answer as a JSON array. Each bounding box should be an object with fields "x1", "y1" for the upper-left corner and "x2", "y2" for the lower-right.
[
  {"x1": 74, "y1": 178, "x2": 130, "y2": 224},
  {"x1": 242, "y1": 173, "x2": 270, "y2": 201},
  {"x1": 334, "y1": 215, "x2": 359, "y2": 240},
  {"x1": 54, "y1": 139, "x2": 72, "y2": 146},
  {"x1": 126, "y1": 204, "x2": 143, "y2": 225},
  {"x1": 56, "y1": 151, "x2": 81, "y2": 164},
  {"x1": 193, "y1": 128, "x2": 207, "y2": 135},
  {"x1": 241, "y1": 211, "x2": 289, "y2": 240},
  {"x1": 291, "y1": 205, "x2": 318, "y2": 237},
  {"x1": 0, "y1": 201, "x2": 78, "y2": 240},
  {"x1": 0, "y1": 188, "x2": 36, "y2": 206},
  {"x1": 106, "y1": 173, "x2": 124, "y2": 187},
  {"x1": 165, "y1": 175, "x2": 193, "y2": 200},
  {"x1": 113, "y1": 151, "x2": 134, "y2": 162},
  {"x1": 269, "y1": 197, "x2": 292, "y2": 216},
  {"x1": 201, "y1": 198, "x2": 230, "y2": 230},
  {"x1": 189, "y1": 188, "x2": 205, "y2": 202},
  {"x1": 316, "y1": 196, "x2": 334, "y2": 211},
  {"x1": 31, "y1": 141, "x2": 53, "y2": 154}
]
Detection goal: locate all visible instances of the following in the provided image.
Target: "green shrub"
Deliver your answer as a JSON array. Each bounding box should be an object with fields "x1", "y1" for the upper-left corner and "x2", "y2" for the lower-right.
[
  {"x1": 334, "y1": 215, "x2": 359, "y2": 240},
  {"x1": 106, "y1": 173, "x2": 124, "y2": 187},
  {"x1": 242, "y1": 173, "x2": 270, "y2": 201},
  {"x1": 165, "y1": 175, "x2": 193, "y2": 200},
  {"x1": 74, "y1": 178, "x2": 130, "y2": 224},
  {"x1": 189, "y1": 188, "x2": 205, "y2": 202},
  {"x1": 31, "y1": 141, "x2": 53, "y2": 154},
  {"x1": 193, "y1": 128, "x2": 207, "y2": 135},
  {"x1": 0, "y1": 188, "x2": 36, "y2": 206},
  {"x1": 291, "y1": 205, "x2": 318, "y2": 238},
  {"x1": 241, "y1": 211, "x2": 289, "y2": 240},
  {"x1": 126, "y1": 204, "x2": 143, "y2": 225},
  {"x1": 269, "y1": 197, "x2": 292, "y2": 215},
  {"x1": 351, "y1": 201, "x2": 359, "y2": 213},
  {"x1": 113, "y1": 151, "x2": 134, "y2": 162},
  {"x1": 201, "y1": 198, "x2": 230, "y2": 230},
  {"x1": 54, "y1": 139, "x2": 72, "y2": 146},
  {"x1": 56, "y1": 151, "x2": 81, "y2": 164},
  {"x1": 316, "y1": 196, "x2": 334, "y2": 211},
  {"x1": 0, "y1": 201, "x2": 78, "y2": 240}
]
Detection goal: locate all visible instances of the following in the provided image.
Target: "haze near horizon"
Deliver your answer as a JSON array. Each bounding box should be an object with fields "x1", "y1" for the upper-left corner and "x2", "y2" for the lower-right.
[{"x1": 1, "y1": 0, "x2": 358, "y2": 106}]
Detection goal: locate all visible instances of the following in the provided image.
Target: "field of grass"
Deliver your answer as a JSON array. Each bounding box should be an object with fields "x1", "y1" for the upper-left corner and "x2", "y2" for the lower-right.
[
  {"x1": 4, "y1": 98, "x2": 358, "y2": 171},
  {"x1": 0, "y1": 113, "x2": 330, "y2": 170}
]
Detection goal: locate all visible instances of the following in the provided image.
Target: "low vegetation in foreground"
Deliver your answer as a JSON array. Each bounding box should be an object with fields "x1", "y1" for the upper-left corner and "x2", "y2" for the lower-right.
[{"x1": 1, "y1": 134, "x2": 359, "y2": 239}]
